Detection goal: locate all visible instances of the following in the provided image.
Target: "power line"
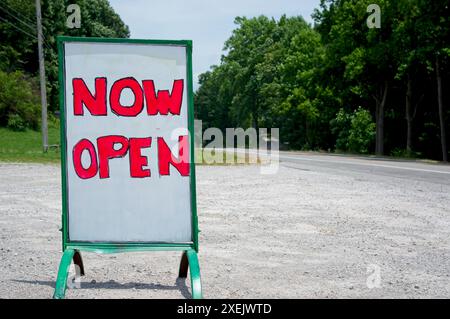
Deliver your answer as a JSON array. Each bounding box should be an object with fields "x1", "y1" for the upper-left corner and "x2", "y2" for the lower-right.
[
  {"x1": 0, "y1": 15, "x2": 36, "y2": 39},
  {"x1": 0, "y1": 1, "x2": 56, "y2": 52},
  {"x1": 0, "y1": 0, "x2": 36, "y2": 26},
  {"x1": 0, "y1": 1, "x2": 55, "y2": 49},
  {"x1": 0, "y1": 4, "x2": 36, "y2": 33},
  {"x1": 0, "y1": 0, "x2": 49, "y2": 36},
  {"x1": 0, "y1": 0, "x2": 35, "y2": 24},
  {"x1": 0, "y1": 13, "x2": 52, "y2": 51}
]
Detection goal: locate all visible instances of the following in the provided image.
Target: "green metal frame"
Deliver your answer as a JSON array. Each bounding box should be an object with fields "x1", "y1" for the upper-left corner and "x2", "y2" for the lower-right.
[{"x1": 54, "y1": 36, "x2": 201, "y2": 299}]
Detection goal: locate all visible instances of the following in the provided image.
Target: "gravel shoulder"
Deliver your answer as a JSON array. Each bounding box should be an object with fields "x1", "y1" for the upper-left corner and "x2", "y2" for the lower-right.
[{"x1": 0, "y1": 162, "x2": 449, "y2": 298}]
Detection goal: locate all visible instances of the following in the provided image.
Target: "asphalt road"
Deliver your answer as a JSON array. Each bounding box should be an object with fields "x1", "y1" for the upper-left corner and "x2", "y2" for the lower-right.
[
  {"x1": 1, "y1": 152, "x2": 449, "y2": 298},
  {"x1": 275, "y1": 151, "x2": 450, "y2": 185}
]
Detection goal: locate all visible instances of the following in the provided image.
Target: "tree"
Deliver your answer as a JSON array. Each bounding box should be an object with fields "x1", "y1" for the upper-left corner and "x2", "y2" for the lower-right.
[
  {"x1": 196, "y1": 15, "x2": 330, "y2": 149},
  {"x1": 0, "y1": 0, "x2": 130, "y2": 126},
  {"x1": 414, "y1": 0, "x2": 450, "y2": 162},
  {"x1": 195, "y1": 1, "x2": 449, "y2": 160},
  {"x1": 314, "y1": 0, "x2": 396, "y2": 155},
  {"x1": 42, "y1": 0, "x2": 130, "y2": 112},
  {"x1": 0, "y1": 70, "x2": 40, "y2": 130},
  {"x1": 223, "y1": 16, "x2": 277, "y2": 129}
]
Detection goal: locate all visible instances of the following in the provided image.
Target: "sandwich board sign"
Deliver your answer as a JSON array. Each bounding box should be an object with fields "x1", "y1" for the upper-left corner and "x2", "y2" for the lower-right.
[{"x1": 54, "y1": 36, "x2": 201, "y2": 299}]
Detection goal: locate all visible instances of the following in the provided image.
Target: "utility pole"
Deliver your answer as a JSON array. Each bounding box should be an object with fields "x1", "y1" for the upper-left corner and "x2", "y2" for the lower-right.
[{"x1": 35, "y1": 0, "x2": 48, "y2": 152}]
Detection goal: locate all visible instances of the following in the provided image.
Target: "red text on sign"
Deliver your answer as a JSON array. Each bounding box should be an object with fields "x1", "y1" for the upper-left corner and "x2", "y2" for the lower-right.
[
  {"x1": 73, "y1": 77, "x2": 184, "y2": 117},
  {"x1": 72, "y1": 135, "x2": 189, "y2": 179}
]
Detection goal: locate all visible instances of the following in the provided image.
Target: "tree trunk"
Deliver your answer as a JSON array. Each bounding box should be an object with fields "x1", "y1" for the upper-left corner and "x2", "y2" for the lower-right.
[
  {"x1": 375, "y1": 80, "x2": 388, "y2": 156},
  {"x1": 436, "y1": 56, "x2": 448, "y2": 162},
  {"x1": 252, "y1": 95, "x2": 259, "y2": 130},
  {"x1": 252, "y1": 109, "x2": 259, "y2": 130},
  {"x1": 406, "y1": 74, "x2": 413, "y2": 155}
]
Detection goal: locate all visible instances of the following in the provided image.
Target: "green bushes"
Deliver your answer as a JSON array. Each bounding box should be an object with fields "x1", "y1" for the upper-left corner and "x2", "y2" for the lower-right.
[
  {"x1": 7, "y1": 113, "x2": 26, "y2": 131},
  {"x1": 330, "y1": 108, "x2": 351, "y2": 151},
  {"x1": 0, "y1": 70, "x2": 40, "y2": 131},
  {"x1": 331, "y1": 107, "x2": 376, "y2": 154}
]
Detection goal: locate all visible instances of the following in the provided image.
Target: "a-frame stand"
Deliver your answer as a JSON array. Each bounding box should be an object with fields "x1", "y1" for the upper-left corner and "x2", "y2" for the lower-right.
[
  {"x1": 53, "y1": 248, "x2": 202, "y2": 299},
  {"x1": 54, "y1": 36, "x2": 202, "y2": 300},
  {"x1": 178, "y1": 250, "x2": 202, "y2": 299}
]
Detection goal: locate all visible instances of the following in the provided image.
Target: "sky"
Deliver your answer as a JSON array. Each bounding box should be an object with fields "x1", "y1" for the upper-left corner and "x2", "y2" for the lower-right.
[{"x1": 109, "y1": 0, "x2": 321, "y2": 87}]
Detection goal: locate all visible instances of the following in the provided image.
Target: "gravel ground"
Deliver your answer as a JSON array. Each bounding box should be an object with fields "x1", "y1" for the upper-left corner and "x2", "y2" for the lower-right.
[{"x1": 0, "y1": 162, "x2": 449, "y2": 298}]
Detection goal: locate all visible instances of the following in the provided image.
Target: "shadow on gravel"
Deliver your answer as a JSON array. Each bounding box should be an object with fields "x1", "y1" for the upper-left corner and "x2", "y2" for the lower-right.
[{"x1": 12, "y1": 278, "x2": 192, "y2": 298}]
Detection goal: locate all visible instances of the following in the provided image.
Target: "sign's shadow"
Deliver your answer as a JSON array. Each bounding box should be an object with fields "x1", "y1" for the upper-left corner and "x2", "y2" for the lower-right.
[{"x1": 12, "y1": 278, "x2": 192, "y2": 299}]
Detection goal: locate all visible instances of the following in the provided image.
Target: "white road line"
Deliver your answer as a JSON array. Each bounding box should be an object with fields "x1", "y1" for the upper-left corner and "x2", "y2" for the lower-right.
[
  {"x1": 214, "y1": 148, "x2": 450, "y2": 175},
  {"x1": 278, "y1": 155, "x2": 450, "y2": 175}
]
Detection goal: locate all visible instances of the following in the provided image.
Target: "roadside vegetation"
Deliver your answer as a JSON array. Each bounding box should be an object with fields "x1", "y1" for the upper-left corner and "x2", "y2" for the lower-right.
[
  {"x1": 0, "y1": 0, "x2": 448, "y2": 163},
  {"x1": 195, "y1": 0, "x2": 449, "y2": 162},
  {"x1": 0, "y1": 0, "x2": 129, "y2": 163},
  {"x1": 0, "y1": 122, "x2": 60, "y2": 163}
]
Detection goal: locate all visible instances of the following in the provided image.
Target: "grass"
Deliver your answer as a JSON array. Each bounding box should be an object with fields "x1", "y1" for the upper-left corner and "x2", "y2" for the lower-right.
[
  {"x1": 195, "y1": 149, "x2": 261, "y2": 165},
  {"x1": 0, "y1": 124, "x2": 60, "y2": 163},
  {"x1": 0, "y1": 126, "x2": 261, "y2": 165}
]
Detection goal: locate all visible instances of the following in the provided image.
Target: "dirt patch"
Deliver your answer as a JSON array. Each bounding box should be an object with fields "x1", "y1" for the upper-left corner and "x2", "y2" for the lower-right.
[{"x1": 0, "y1": 163, "x2": 449, "y2": 298}]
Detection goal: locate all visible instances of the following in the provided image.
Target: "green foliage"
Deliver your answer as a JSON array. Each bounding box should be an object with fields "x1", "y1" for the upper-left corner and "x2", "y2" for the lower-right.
[
  {"x1": 0, "y1": 70, "x2": 40, "y2": 130},
  {"x1": 0, "y1": 125, "x2": 60, "y2": 162},
  {"x1": 1, "y1": 0, "x2": 448, "y2": 160},
  {"x1": 195, "y1": 15, "x2": 336, "y2": 150},
  {"x1": 0, "y1": 0, "x2": 37, "y2": 73},
  {"x1": 331, "y1": 107, "x2": 375, "y2": 153},
  {"x1": 197, "y1": 0, "x2": 449, "y2": 159},
  {"x1": 7, "y1": 113, "x2": 26, "y2": 131},
  {"x1": 390, "y1": 148, "x2": 420, "y2": 159},
  {"x1": 330, "y1": 108, "x2": 351, "y2": 151},
  {"x1": 347, "y1": 107, "x2": 375, "y2": 154},
  {"x1": 0, "y1": 0, "x2": 130, "y2": 125},
  {"x1": 312, "y1": 0, "x2": 449, "y2": 159},
  {"x1": 41, "y1": 0, "x2": 130, "y2": 113}
]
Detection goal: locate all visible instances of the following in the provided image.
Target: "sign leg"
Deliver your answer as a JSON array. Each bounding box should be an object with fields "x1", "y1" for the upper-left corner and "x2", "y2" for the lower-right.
[
  {"x1": 178, "y1": 251, "x2": 189, "y2": 278},
  {"x1": 53, "y1": 249, "x2": 75, "y2": 299},
  {"x1": 73, "y1": 250, "x2": 85, "y2": 276},
  {"x1": 186, "y1": 249, "x2": 202, "y2": 299},
  {"x1": 177, "y1": 250, "x2": 202, "y2": 298}
]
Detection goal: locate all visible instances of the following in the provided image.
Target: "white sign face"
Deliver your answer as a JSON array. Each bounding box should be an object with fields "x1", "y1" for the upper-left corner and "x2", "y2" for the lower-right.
[{"x1": 62, "y1": 41, "x2": 192, "y2": 243}]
